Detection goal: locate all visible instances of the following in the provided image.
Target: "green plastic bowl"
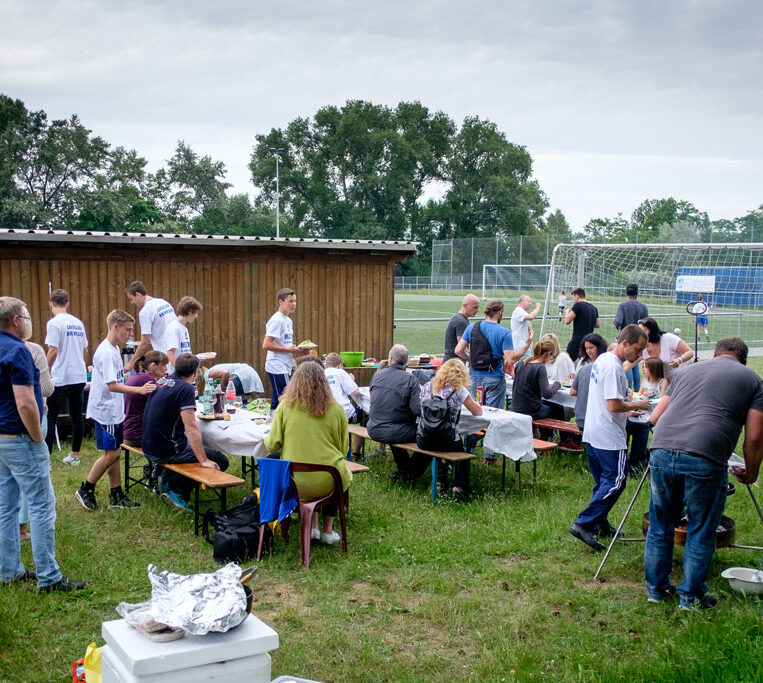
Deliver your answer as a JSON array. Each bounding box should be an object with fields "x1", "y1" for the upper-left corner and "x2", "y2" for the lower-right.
[{"x1": 339, "y1": 351, "x2": 364, "y2": 367}]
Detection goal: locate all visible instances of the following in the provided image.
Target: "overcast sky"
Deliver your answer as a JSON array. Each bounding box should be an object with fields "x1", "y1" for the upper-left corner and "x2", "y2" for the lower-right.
[{"x1": 2, "y1": 0, "x2": 761, "y2": 231}]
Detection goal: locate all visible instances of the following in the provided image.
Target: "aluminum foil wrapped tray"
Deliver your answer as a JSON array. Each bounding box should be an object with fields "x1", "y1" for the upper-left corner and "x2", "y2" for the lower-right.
[{"x1": 148, "y1": 562, "x2": 248, "y2": 635}]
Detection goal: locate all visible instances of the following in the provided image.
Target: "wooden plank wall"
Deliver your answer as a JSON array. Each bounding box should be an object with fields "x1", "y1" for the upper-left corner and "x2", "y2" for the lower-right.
[{"x1": 1, "y1": 246, "x2": 397, "y2": 388}]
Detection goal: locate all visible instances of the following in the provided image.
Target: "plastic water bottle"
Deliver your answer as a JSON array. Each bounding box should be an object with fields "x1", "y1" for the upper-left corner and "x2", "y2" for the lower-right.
[
  {"x1": 225, "y1": 379, "x2": 236, "y2": 413},
  {"x1": 202, "y1": 382, "x2": 214, "y2": 415}
]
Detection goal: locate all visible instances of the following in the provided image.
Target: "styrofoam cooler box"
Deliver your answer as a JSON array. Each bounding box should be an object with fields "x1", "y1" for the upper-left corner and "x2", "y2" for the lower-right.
[{"x1": 101, "y1": 616, "x2": 278, "y2": 683}]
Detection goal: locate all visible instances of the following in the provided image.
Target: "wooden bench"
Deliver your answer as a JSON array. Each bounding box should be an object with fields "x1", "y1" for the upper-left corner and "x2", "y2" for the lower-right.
[
  {"x1": 347, "y1": 460, "x2": 370, "y2": 474},
  {"x1": 501, "y1": 438, "x2": 557, "y2": 491},
  {"x1": 122, "y1": 443, "x2": 149, "y2": 494},
  {"x1": 161, "y1": 463, "x2": 245, "y2": 537},
  {"x1": 532, "y1": 418, "x2": 582, "y2": 436}
]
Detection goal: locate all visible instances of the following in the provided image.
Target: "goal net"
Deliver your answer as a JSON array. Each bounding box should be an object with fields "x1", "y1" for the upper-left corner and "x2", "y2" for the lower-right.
[
  {"x1": 539, "y1": 243, "x2": 763, "y2": 352},
  {"x1": 482, "y1": 264, "x2": 551, "y2": 299}
]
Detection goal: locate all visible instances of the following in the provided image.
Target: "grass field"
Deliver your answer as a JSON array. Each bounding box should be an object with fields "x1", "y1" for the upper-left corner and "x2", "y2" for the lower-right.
[{"x1": 394, "y1": 293, "x2": 763, "y2": 356}]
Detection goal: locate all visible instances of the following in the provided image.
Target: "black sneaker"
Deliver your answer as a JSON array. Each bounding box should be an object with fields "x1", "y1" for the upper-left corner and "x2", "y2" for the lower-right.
[
  {"x1": 597, "y1": 523, "x2": 621, "y2": 539},
  {"x1": 108, "y1": 487, "x2": 140, "y2": 509},
  {"x1": 2, "y1": 571, "x2": 37, "y2": 585},
  {"x1": 648, "y1": 585, "x2": 677, "y2": 603},
  {"x1": 75, "y1": 483, "x2": 97, "y2": 511},
  {"x1": 39, "y1": 576, "x2": 87, "y2": 593},
  {"x1": 679, "y1": 594, "x2": 717, "y2": 611},
  {"x1": 569, "y1": 523, "x2": 605, "y2": 551}
]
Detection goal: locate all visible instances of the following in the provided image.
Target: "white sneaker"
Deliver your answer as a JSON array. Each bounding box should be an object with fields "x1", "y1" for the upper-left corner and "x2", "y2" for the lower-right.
[
  {"x1": 62, "y1": 454, "x2": 81, "y2": 466},
  {"x1": 320, "y1": 531, "x2": 341, "y2": 545},
  {"x1": 310, "y1": 528, "x2": 320, "y2": 541}
]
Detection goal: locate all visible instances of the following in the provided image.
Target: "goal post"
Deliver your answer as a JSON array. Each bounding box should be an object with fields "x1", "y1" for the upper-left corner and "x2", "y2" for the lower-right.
[{"x1": 539, "y1": 242, "x2": 763, "y2": 351}]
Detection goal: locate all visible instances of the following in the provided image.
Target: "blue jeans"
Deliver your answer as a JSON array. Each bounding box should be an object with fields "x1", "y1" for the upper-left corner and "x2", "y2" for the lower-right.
[
  {"x1": 0, "y1": 433, "x2": 61, "y2": 587},
  {"x1": 267, "y1": 372, "x2": 290, "y2": 410},
  {"x1": 470, "y1": 374, "x2": 506, "y2": 460},
  {"x1": 644, "y1": 448, "x2": 727, "y2": 607},
  {"x1": 625, "y1": 364, "x2": 641, "y2": 392},
  {"x1": 575, "y1": 445, "x2": 628, "y2": 532}
]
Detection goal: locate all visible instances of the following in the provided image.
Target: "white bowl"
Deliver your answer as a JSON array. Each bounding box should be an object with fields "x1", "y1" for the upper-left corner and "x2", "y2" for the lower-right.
[{"x1": 721, "y1": 567, "x2": 763, "y2": 595}]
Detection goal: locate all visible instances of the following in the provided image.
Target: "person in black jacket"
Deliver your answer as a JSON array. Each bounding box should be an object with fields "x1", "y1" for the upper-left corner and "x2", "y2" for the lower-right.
[
  {"x1": 512, "y1": 338, "x2": 563, "y2": 439},
  {"x1": 367, "y1": 345, "x2": 428, "y2": 483}
]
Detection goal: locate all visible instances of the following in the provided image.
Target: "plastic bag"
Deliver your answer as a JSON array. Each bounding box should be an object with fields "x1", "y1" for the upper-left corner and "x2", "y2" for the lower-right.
[{"x1": 84, "y1": 642, "x2": 102, "y2": 683}]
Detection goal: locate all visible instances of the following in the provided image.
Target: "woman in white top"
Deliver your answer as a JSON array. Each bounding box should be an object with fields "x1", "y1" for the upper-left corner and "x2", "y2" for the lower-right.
[
  {"x1": 542, "y1": 333, "x2": 575, "y2": 384},
  {"x1": 636, "y1": 317, "x2": 693, "y2": 380}
]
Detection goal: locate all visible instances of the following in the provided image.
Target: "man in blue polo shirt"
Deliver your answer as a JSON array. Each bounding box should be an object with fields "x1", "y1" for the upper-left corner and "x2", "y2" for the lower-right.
[
  {"x1": 0, "y1": 297, "x2": 85, "y2": 592},
  {"x1": 454, "y1": 298, "x2": 533, "y2": 463}
]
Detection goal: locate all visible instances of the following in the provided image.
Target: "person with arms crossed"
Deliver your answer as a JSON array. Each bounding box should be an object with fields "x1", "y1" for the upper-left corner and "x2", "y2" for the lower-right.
[
  {"x1": 443, "y1": 293, "x2": 480, "y2": 362},
  {"x1": 510, "y1": 295, "x2": 541, "y2": 361},
  {"x1": 613, "y1": 284, "x2": 648, "y2": 391},
  {"x1": 76, "y1": 310, "x2": 156, "y2": 511},
  {"x1": 0, "y1": 297, "x2": 85, "y2": 592},
  {"x1": 262, "y1": 288, "x2": 302, "y2": 411},
  {"x1": 454, "y1": 299, "x2": 533, "y2": 464},
  {"x1": 165, "y1": 296, "x2": 202, "y2": 373},
  {"x1": 564, "y1": 288, "x2": 600, "y2": 362},
  {"x1": 645, "y1": 337, "x2": 763, "y2": 610},
  {"x1": 44, "y1": 288, "x2": 88, "y2": 466},
  {"x1": 142, "y1": 353, "x2": 229, "y2": 511},
  {"x1": 123, "y1": 281, "x2": 175, "y2": 372},
  {"x1": 569, "y1": 324, "x2": 649, "y2": 551}
]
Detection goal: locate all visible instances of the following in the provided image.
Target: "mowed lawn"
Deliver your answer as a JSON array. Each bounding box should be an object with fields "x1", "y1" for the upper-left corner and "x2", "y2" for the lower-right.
[
  {"x1": 1, "y1": 312, "x2": 762, "y2": 680},
  {"x1": 394, "y1": 293, "x2": 763, "y2": 356}
]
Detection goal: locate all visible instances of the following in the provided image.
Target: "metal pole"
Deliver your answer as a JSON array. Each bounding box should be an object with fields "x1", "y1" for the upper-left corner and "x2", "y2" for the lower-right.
[
  {"x1": 275, "y1": 154, "x2": 280, "y2": 238},
  {"x1": 747, "y1": 484, "x2": 763, "y2": 528},
  {"x1": 594, "y1": 465, "x2": 650, "y2": 581},
  {"x1": 470, "y1": 238, "x2": 474, "y2": 291}
]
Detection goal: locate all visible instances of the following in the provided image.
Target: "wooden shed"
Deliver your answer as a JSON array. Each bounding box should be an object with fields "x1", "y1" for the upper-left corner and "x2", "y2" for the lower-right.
[{"x1": 0, "y1": 228, "x2": 416, "y2": 388}]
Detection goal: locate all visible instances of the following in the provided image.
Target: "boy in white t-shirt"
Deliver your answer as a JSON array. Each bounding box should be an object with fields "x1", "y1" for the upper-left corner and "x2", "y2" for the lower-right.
[
  {"x1": 324, "y1": 352, "x2": 365, "y2": 459},
  {"x1": 569, "y1": 325, "x2": 649, "y2": 551},
  {"x1": 123, "y1": 281, "x2": 175, "y2": 371},
  {"x1": 76, "y1": 310, "x2": 156, "y2": 512},
  {"x1": 262, "y1": 287, "x2": 304, "y2": 410},
  {"x1": 44, "y1": 288, "x2": 88, "y2": 465},
  {"x1": 165, "y1": 296, "x2": 202, "y2": 373},
  {"x1": 510, "y1": 295, "x2": 540, "y2": 360}
]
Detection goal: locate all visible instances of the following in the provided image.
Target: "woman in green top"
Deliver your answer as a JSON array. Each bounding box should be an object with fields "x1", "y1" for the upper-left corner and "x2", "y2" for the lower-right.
[{"x1": 264, "y1": 361, "x2": 352, "y2": 544}]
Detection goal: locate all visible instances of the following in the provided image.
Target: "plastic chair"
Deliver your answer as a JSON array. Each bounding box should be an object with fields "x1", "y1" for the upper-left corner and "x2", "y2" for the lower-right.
[
  {"x1": 256, "y1": 459, "x2": 298, "y2": 562},
  {"x1": 290, "y1": 462, "x2": 348, "y2": 569}
]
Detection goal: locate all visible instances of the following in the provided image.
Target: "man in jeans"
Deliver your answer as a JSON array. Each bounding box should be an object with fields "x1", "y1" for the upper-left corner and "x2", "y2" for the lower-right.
[
  {"x1": 0, "y1": 297, "x2": 85, "y2": 592},
  {"x1": 613, "y1": 284, "x2": 648, "y2": 391},
  {"x1": 454, "y1": 299, "x2": 532, "y2": 463},
  {"x1": 45, "y1": 288, "x2": 88, "y2": 465},
  {"x1": 646, "y1": 337, "x2": 763, "y2": 610}
]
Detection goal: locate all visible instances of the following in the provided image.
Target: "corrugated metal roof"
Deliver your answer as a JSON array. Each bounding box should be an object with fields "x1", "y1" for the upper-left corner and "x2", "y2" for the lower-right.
[{"x1": 0, "y1": 227, "x2": 418, "y2": 254}]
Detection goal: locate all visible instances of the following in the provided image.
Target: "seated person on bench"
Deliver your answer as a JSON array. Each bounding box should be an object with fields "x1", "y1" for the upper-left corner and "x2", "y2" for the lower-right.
[
  {"x1": 264, "y1": 361, "x2": 352, "y2": 545},
  {"x1": 367, "y1": 344, "x2": 429, "y2": 484},
  {"x1": 417, "y1": 359, "x2": 482, "y2": 502},
  {"x1": 324, "y1": 352, "x2": 365, "y2": 460},
  {"x1": 512, "y1": 338, "x2": 563, "y2": 440},
  {"x1": 142, "y1": 353, "x2": 229, "y2": 510}
]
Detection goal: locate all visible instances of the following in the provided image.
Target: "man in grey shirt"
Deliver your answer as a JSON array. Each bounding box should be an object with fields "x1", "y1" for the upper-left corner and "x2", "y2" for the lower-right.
[
  {"x1": 646, "y1": 337, "x2": 763, "y2": 610},
  {"x1": 367, "y1": 345, "x2": 428, "y2": 483},
  {"x1": 443, "y1": 294, "x2": 480, "y2": 361}
]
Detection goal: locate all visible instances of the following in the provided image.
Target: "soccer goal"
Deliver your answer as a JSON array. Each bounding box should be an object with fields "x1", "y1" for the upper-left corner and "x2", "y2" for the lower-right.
[
  {"x1": 482, "y1": 263, "x2": 552, "y2": 299},
  {"x1": 539, "y1": 242, "x2": 763, "y2": 351}
]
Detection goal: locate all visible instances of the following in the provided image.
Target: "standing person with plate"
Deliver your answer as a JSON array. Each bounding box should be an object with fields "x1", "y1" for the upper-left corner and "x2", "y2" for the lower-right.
[
  {"x1": 123, "y1": 281, "x2": 175, "y2": 372},
  {"x1": 262, "y1": 288, "x2": 301, "y2": 411},
  {"x1": 564, "y1": 288, "x2": 600, "y2": 362},
  {"x1": 165, "y1": 296, "x2": 202, "y2": 373},
  {"x1": 44, "y1": 289, "x2": 88, "y2": 466}
]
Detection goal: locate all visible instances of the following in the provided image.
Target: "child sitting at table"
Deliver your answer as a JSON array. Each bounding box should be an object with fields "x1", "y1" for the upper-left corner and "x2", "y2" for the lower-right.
[
  {"x1": 640, "y1": 357, "x2": 668, "y2": 397},
  {"x1": 417, "y1": 359, "x2": 483, "y2": 502},
  {"x1": 626, "y1": 358, "x2": 665, "y2": 475},
  {"x1": 324, "y1": 352, "x2": 365, "y2": 460}
]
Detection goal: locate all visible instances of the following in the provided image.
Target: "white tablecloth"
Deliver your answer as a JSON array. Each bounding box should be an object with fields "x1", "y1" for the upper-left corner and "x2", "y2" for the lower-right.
[
  {"x1": 196, "y1": 409, "x2": 271, "y2": 459},
  {"x1": 355, "y1": 387, "x2": 536, "y2": 463}
]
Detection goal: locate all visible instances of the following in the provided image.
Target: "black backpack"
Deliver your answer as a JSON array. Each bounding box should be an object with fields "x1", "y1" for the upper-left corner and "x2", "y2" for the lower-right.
[
  {"x1": 469, "y1": 321, "x2": 500, "y2": 372},
  {"x1": 417, "y1": 394, "x2": 452, "y2": 441},
  {"x1": 205, "y1": 493, "x2": 271, "y2": 564}
]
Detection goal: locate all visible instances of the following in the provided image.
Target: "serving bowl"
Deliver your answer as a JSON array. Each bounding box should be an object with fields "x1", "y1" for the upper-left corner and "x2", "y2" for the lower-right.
[{"x1": 721, "y1": 567, "x2": 763, "y2": 595}]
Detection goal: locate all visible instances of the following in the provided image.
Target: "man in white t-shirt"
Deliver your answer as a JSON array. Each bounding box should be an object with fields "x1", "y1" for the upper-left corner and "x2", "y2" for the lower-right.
[
  {"x1": 569, "y1": 324, "x2": 649, "y2": 551},
  {"x1": 123, "y1": 281, "x2": 175, "y2": 371},
  {"x1": 324, "y1": 352, "x2": 364, "y2": 459},
  {"x1": 44, "y1": 288, "x2": 89, "y2": 465},
  {"x1": 510, "y1": 295, "x2": 540, "y2": 360},
  {"x1": 76, "y1": 310, "x2": 156, "y2": 512},
  {"x1": 165, "y1": 296, "x2": 202, "y2": 373},
  {"x1": 262, "y1": 288, "x2": 303, "y2": 410}
]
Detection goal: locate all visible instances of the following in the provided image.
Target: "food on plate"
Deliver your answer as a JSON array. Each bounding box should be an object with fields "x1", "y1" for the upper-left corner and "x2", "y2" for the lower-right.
[
  {"x1": 298, "y1": 339, "x2": 318, "y2": 348},
  {"x1": 196, "y1": 351, "x2": 217, "y2": 361}
]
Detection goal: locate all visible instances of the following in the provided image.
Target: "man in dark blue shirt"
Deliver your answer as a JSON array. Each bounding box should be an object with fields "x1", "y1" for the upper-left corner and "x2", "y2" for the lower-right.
[
  {"x1": 142, "y1": 353, "x2": 228, "y2": 509},
  {"x1": 613, "y1": 284, "x2": 648, "y2": 390},
  {"x1": 0, "y1": 297, "x2": 84, "y2": 592}
]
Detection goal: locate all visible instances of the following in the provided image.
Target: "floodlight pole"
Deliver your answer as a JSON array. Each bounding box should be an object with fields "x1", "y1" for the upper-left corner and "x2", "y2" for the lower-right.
[{"x1": 269, "y1": 148, "x2": 282, "y2": 238}]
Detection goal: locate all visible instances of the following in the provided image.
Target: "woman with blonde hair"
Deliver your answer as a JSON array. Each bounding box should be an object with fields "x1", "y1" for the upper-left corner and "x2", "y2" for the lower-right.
[
  {"x1": 417, "y1": 358, "x2": 482, "y2": 501},
  {"x1": 264, "y1": 361, "x2": 352, "y2": 544},
  {"x1": 542, "y1": 333, "x2": 575, "y2": 384}
]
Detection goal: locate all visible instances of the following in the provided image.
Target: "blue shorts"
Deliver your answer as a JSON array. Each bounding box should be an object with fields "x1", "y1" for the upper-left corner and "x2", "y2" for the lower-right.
[
  {"x1": 94, "y1": 421, "x2": 123, "y2": 452},
  {"x1": 696, "y1": 316, "x2": 708, "y2": 326}
]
